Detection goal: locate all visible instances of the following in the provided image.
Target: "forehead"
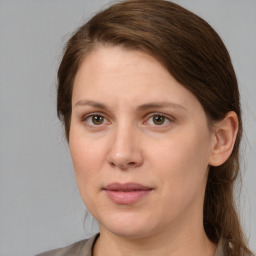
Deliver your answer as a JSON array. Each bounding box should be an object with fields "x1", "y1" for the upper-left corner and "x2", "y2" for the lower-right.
[
  {"x1": 75, "y1": 46, "x2": 166, "y2": 82},
  {"x1": 72, "y1": 46, "x2": 202, "y2": 113}
]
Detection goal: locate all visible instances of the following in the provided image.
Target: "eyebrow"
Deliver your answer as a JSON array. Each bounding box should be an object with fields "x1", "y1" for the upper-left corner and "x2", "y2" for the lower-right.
[
  {"x1": 136, "y1": 102, "x2": 187, "y2": 111},
  {"x1": 74, "y1": 99, "x2": 106, "y2": 109},
  {"x1": 74, "y1": 99, "x2": 187, "y2": 111}
]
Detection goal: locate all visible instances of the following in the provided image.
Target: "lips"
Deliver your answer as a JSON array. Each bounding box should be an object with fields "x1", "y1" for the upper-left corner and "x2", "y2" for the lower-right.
[{"x1": 103, "y1": 183, "x2": 153, "y2": 205}]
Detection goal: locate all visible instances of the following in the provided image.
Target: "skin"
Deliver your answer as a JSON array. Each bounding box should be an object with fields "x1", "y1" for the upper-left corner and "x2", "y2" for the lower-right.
[{"x1": 69, "y1": 46, "x2": 238, "y2": 256}]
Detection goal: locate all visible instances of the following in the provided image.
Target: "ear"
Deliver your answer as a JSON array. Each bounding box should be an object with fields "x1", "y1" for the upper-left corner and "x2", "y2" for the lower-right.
[{"x1": 209, "y1": 111, "x2": 239, "y2": 167}]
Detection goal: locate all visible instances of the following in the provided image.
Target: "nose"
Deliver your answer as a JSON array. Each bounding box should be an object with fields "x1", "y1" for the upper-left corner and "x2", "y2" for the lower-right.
[{"x1": 107, "y1": 124, "x2": 143, "y2": 170}]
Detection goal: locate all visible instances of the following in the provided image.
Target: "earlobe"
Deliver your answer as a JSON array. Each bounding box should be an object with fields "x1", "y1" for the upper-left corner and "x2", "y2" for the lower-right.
[{"x1": 209, "y1": 111, "x2": 239, "y2": 167}]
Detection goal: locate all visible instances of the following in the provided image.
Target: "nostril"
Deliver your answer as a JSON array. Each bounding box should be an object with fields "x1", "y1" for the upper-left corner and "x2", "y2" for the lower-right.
[
  {"x1": 128, "y1": 162, "x2": 136, "y2": 166},
  {"x1": 109, "y1": 161, "x2": 136, "y2": 170},
  {"x1": 107, "y1": 150, "x2": 143, "y2": 170}
]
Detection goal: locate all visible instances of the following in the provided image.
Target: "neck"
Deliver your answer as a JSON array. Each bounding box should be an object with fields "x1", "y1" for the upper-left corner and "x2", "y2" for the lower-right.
[{"x1": 93, "y1": 221, "x2": 216, "y2": 256}]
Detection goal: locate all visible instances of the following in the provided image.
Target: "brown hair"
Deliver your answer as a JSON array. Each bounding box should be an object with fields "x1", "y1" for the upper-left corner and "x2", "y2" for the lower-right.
[{"x1": 57, "y1": 0, "x2": 252, "y2": 255}]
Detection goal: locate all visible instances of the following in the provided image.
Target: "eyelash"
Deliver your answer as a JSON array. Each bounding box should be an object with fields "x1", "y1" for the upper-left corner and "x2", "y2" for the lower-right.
[
  {"x1": 81, "y1": 112, "x2": 109, "y2": 127},
  {"x1": 81, "y1": 112, "x2": 174, "y2": 128},
  {"x1": 144, "y1": 113, "x2": 172, "y2": 126}
]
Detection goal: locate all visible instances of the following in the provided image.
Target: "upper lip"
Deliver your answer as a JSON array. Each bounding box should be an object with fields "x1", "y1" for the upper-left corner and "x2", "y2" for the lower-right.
[{"x1": 104, "y1": 183, "x2": 153, "y2": 191}]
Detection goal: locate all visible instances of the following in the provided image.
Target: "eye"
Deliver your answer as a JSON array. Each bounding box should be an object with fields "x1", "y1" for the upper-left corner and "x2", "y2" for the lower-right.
[
  {"x1": 146, "y1": 114, "x2": 172, "y2": 126},
  {"x1": 152, "y1": 115, "x2": 167, "y2": 125},
  {"x1": 91, "y1": 115, "x2": 104, "y2": 125},
  {"x1": 83, "y1": 114, "x2": 108, "y2": 126}
]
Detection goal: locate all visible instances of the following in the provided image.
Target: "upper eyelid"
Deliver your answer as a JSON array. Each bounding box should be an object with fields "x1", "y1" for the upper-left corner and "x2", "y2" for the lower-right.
[
  {"x1": 144, "y1": 112, "x2": 175, "y2": 121},
  {"x1": 81, "y1": 111, "x2": 109, "y2": 121},
  {"x1": 81, "y1": 111, "x2": 173, "y2": 118}
]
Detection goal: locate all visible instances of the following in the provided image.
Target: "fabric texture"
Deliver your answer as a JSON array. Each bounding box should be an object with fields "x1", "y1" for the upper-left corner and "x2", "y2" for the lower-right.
[
  {"x1": 35, "y1": 233, "x2": 224, "y2": 256},
  {"x1": 35, "y1": 234, "x2": 99, "y2": 256}
]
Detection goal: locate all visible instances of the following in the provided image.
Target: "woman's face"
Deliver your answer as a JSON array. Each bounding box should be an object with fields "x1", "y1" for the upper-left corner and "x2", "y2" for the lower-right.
[{"x1": 69, "y1": 46, "x2": 215, "y2": 238}]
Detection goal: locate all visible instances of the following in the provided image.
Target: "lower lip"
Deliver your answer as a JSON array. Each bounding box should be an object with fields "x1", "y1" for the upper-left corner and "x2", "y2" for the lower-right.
[{"x1": 105, "y1": 190, "x2": 152, "y2": 205}]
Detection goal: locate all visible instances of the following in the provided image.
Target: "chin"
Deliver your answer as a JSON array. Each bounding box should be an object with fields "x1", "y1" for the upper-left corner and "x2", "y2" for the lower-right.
[
  {"x1": 98, "y1": 212, "x2": 159, "y2": 239},
  {"x1": 106, "y1": 225, "x2": 153, "y2": 239}
]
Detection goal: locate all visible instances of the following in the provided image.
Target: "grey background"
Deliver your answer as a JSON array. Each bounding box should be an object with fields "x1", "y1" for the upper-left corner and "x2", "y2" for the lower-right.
[{"x1": 0, "y1": 0, "x2": 255, "y2": 255}]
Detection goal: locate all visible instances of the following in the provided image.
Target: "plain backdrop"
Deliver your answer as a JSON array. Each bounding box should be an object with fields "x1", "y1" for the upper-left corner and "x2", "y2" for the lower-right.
[{"x1": 0, "y1": 1, "x2": 255, "y2": 255}]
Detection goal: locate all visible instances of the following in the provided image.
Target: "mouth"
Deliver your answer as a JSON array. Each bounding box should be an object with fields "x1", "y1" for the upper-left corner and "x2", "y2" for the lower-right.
[{"x1": 103, "y1": 183, "x2": 153, "y2": 205}]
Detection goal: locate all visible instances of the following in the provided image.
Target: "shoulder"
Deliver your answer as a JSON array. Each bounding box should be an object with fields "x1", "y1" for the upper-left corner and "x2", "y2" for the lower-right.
[{"x1": 35, "y1": 234, "x2": 99, "y2": 256}]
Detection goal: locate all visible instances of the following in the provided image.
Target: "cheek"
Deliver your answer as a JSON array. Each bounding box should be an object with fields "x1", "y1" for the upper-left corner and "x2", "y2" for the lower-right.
[
  {"x1": 69, "y1": 137, "x2": 105, "y2": 216},
  {"x1": 148, "y1": 129, "x2": 211, "y2": 208},
  {"x1": 149, "y1": 127, "x2": 211, "y2": 170},
  {"x1": 69, "y1": 120, "x2": 107, "y2": 168},
  {"x1": 70, "y1": 137, "x2": 105, "y2": 177},
  {"x1": 69, "y1": 127, "x2": 107, "y2": 196}
]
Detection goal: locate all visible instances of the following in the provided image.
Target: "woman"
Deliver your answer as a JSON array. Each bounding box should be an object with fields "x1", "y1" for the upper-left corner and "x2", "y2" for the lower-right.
[{"x1": 37, "y1": 0, "x2": 253, "y2": 255}]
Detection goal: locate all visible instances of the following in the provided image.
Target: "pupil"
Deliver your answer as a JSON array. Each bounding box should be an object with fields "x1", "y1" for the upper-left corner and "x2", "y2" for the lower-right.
[
  {"x1": 93, "y1": 115, "x2": 103, "y2": 125},
  {"x1": 154, "y1": 115, "x2": 165, "y2": 125}
]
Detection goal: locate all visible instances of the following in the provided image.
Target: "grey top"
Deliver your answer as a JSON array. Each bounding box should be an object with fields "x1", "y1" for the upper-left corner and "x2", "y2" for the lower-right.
[
  {"x1": 35, "y1": 234, "x2": 100, "y2": 256},
  {"x1": 36, "y1": 234, "x2": 224, "y2": 256}
]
